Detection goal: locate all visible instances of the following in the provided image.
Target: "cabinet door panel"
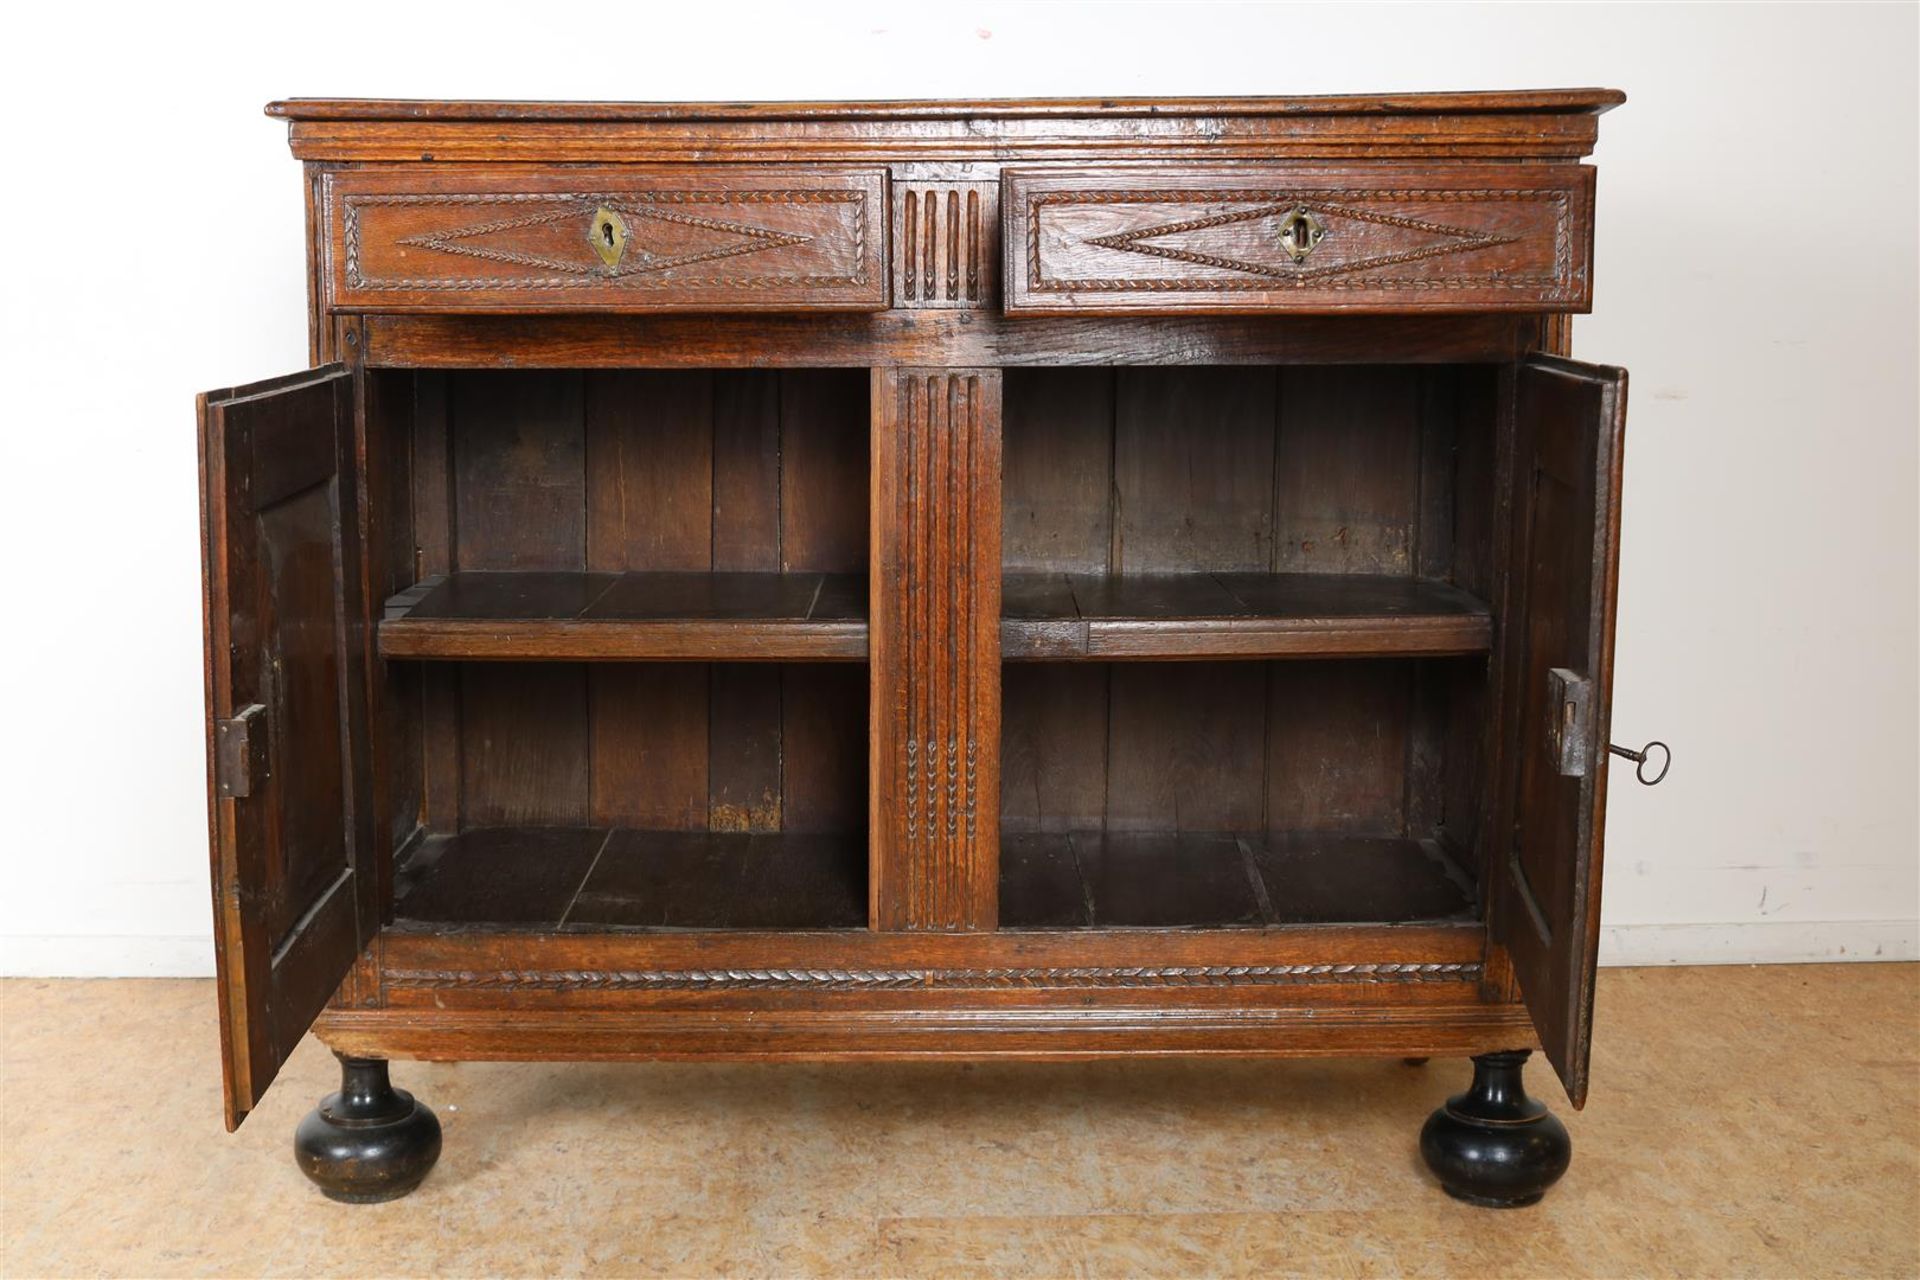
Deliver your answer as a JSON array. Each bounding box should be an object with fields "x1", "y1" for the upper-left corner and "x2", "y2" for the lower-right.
[
  {"x1": 1494, "y1": 355, "x2": 1626, "y2": 1108},
  {"x1": 198, "y1": 366, "x2": 372, "y2": 1129}
]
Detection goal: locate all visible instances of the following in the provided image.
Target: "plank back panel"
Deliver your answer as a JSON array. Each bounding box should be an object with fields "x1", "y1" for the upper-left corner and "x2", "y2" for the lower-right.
[
  {"x1": 711, "y1": 372, "x2": 783, "y2": 569},
  {"x1": 583, "y1": 371, "x2": 714, "y2": 828},
  {"x1": 782, "y1": 664, "x2": 869, "y2": 833},
  {"x1": 706, "y1": 369, "x2": 786, "y2": 835},
  {"x1": 1002, "y1": 365, "x2": 1489, "y2": 578},
  {"x1": 1273, "y1": 366, "x2": 1423, "y2": 575},
  {"x1": 585, "y1": 371, "x2": 715, "y2": 570},
  {"x1": 1115, "y1": 368, "x2": 1276, "y2": 572},
  {"x1": 1266, "y1": 661, "x2": 1412, "y2": 834},
  {"x1": 1001, "y1": 658, "x2": 1478, "y2": 847},
  {"x1": 1000, "y1": 663, "x2": 1109, "y2": 835},
  {"x1": 1106, "y1": 664, "x2": 1267, "y2": 832},
  {"x1": 779, "y1": 371, "x2": 870, "y2": 572},
  {"x1": 1001, "y1": 368, "x2": 1114, "y2": 572},
  {"x1": 458, "y1": 663, "x2": 591, "y2": 825},
  {"x1": 451, "y1": 371, "x2": 587, "y2": 571},
  {"x1": 591, "y1": 664, "x2": 710, "y2": 829}
]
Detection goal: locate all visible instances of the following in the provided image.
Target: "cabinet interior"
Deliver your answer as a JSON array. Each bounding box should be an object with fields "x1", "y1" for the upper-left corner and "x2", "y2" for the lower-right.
[
  {"x1": 370, "y1": 368, "x2": 873, "y2": 932},
  {"x1": 998, "y1": 365, "x2": 1497, "y2": 928},
  {"x1": 367, "y1": 362, "x2": 1500, "y2": 933}
]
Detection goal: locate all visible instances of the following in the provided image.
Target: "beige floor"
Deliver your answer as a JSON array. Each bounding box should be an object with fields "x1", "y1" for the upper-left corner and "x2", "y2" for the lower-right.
[{"x1": 2, "y1": 965, "x2": 1916, "y2": 1279}]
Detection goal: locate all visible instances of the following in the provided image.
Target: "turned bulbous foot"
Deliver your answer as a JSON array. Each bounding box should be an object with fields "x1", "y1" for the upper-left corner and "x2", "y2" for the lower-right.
[
  {"x1": 1419, "y1": 1049, "x2": 1570, "y2": 1208},
  {"x1": 294, "y1": 1055, "x2": 441, "y2": 1203}
]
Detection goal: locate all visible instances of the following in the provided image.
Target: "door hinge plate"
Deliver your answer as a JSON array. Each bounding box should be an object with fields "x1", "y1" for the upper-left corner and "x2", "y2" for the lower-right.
[
  {"x1": 1546, "y1": 668, "x2": 1593, "y2": 777},
  {"x1": 216, "y1": 703, "x2": 267, "y2": 798}
]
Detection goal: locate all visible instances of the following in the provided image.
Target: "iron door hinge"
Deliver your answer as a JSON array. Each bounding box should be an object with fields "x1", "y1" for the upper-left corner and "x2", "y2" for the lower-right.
[
  {"x1": 1546, "y1": 668, "x2": 1592, "y2": 777},
  {"x1": 215, "y1": 703, "x2": 267, "y2": 798}
]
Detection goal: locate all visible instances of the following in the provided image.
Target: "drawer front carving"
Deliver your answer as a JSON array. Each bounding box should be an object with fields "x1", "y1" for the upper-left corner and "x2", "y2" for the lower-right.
[
  {"x1": 894, "y1": 181, "x2": 999, "y2": 309},
  {"x1": 325, "y1": 168, "x2": 888, "y2": 312},
  {"x1": 1005, "y1": 166, "x2": 1593, "y2": 314}
]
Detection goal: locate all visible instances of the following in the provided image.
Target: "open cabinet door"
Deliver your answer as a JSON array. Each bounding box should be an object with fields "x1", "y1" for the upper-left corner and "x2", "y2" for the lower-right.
[
  {"x1": 1493, "y1": 354, "x2": 1627, "y2": 1109},
  {"x1": 198, "y1": 366, "x2": 374, "y2": 1129}
]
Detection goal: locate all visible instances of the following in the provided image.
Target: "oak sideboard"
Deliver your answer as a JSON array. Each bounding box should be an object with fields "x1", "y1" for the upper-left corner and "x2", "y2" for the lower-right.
[{"x1": 198, "y1": 91, "x2": 1629, "y2": 1206}]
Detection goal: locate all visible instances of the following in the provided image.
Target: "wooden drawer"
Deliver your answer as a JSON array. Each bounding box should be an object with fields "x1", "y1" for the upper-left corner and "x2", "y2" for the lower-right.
[
  {"x1": 1004, "y1": 166, "x2": 1593, "y2": 315},
  {"x1": 323, "y1": 167, "x2": 888, "y2": 312}
]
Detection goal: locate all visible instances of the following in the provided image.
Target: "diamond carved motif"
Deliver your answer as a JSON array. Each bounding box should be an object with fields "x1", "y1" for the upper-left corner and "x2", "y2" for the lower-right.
[
  {"x1": 1083, "y1": 199, "x2": 1517, "y2": 283},
  {"x1": 392, "y1": 198, "x2": 815, "y2": 280}
]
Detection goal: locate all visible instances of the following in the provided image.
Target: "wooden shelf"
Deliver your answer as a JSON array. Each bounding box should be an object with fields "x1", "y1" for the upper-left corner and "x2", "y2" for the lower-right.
[
  {"x1": 394, "y1": 826, "x2": 867, "y2": 930},
  {"x1": 1001, "y1": 572, "x2": 1492, "y2": 660},
  {"x1": 381, "y1": 570, "x2": 1489, "y2": 664},
  {"x1": 1000, "y1": 831, "x2": 1476, "y2": 928},
  {"x1": 379, "y1": 571, "x2": 867, "y2": 661}
]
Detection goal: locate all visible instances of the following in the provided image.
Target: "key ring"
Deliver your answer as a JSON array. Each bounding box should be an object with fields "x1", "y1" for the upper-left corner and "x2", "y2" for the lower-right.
[{"x1": 1607, "y1": 740, "x2": 1670, "y2": 786}]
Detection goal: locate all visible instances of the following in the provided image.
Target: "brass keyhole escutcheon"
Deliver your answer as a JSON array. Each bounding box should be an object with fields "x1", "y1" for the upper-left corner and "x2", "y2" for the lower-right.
[
  {"x1": 1275, "y1": 205, "x2": 1327, "y2": 264},
  {"x1": 588, "y1": 205, "x2": 629, "y2": 269}
]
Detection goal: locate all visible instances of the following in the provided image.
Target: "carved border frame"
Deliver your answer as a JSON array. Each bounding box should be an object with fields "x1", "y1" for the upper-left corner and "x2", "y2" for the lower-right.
[
  {"x1": 341, "y1": 189, "x2": 873, "y2": 293},
  {"x1": 1024, "y1": 187, "x2": 1579, "y2": 300}
]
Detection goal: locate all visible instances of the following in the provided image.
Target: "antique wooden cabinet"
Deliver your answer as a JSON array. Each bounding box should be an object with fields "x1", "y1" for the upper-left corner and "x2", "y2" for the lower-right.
[{"x1": 199, "y1": 91, "x2": 1628, "y2": 1206}]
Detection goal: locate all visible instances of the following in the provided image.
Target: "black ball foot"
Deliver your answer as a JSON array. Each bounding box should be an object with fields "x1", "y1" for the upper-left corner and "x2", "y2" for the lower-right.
[
  {"x1": 1419, "y1": 1049, "x2": 1570, "y2": 1208},
  {"x1": 294, "y1": 1055, "x2": 441, "y2": 1203}
]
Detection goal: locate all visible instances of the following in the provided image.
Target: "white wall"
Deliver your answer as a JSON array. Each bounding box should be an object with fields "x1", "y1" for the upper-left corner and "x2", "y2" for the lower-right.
[{"x1": 2, "y1": 2, "x2": 1913, "y2": 975}]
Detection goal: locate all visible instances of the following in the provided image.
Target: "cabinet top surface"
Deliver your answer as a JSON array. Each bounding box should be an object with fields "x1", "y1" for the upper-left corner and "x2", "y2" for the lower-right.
[{"x1": 267, "y1": 89, "x2": 1624, "y2": 123}]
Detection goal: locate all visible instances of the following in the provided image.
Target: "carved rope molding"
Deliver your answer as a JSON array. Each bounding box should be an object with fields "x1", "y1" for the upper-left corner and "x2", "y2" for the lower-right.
[
  {"x1": 1027, "y1": 187, "x2": 1575, "y2": 295},
  {"x1": 342, "y1": 189, "x2": 870, "y2": 291},
  {"x1": 385, "y1": 962, "x2": 1483, "y2": 992}
]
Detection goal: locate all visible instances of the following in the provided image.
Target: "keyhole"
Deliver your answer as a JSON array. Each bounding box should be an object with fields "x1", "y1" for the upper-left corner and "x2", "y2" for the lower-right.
[{"x1": 601, "y1": 221, "x2": 615, "y2": 247}]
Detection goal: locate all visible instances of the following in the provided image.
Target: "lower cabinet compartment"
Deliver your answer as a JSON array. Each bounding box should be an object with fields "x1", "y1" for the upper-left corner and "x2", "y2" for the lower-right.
[
  {"x1": 1000, "y1": 830, "x2": 1474, "y2": 929},
  {"x1": 1000, "y1": 657, "x2": 1487, "y2": 929},
  {"x1": 384, "y1": 659, "x2": 871, "y2": 931},
  {"x1": 394, "y1": 826, "x2": 866, "y2": 930}
]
